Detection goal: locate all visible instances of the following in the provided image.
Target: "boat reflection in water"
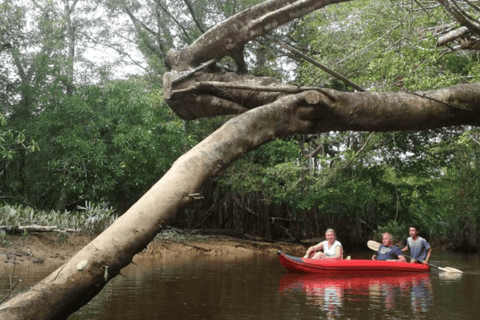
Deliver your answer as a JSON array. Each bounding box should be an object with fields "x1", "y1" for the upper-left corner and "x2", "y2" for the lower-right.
[{"x1": 279, "y1": 273, "x2": 432, "y2": 317}]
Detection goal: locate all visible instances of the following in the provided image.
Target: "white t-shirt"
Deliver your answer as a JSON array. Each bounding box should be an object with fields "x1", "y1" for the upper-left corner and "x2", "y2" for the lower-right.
[{"x1": 322, "y1": 240, "x2": 342, "y2": 257}]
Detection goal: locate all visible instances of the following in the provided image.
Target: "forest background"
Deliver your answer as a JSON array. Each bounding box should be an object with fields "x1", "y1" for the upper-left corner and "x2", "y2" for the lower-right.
[{"x1": 1, "y1": 0, "x2": 479, "y2": 252}]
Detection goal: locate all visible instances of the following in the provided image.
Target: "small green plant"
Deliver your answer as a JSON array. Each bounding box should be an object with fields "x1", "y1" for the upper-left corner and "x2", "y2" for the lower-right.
[
  {"x1": 76, "y1": 201, "x2": 117, "y2": 234},
  {"x1": 0, "y1": 231, "x2": 11, "y2": 247},
  {"x1": 21, "y1": 229, "x2": 29, "y2": 241},
  {"x1": 55, "y1": 232, "x2": 68, "y2": 244}
]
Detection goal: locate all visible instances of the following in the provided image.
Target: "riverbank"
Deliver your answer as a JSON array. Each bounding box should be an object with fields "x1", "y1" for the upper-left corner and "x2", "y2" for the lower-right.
[{"x1": 0, "y1": 233, "x2": 308, "y2": 270}]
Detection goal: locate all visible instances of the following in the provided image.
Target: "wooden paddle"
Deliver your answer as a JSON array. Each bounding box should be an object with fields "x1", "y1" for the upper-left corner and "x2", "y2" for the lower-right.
[{"x1": 367, "y1": 240, "x2": 463, "y2": 273}]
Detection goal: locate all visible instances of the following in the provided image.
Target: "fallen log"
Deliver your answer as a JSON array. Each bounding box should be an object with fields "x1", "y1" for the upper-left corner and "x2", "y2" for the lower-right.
[{"x1": 0, "y1": 225, "x2": 77, "y2": 235}]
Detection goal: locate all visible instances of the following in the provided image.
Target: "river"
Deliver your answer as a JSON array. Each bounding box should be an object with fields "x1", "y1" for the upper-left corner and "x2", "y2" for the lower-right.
[{"x1": 1, "y1": 250, "x2": 478, "y2": 319}]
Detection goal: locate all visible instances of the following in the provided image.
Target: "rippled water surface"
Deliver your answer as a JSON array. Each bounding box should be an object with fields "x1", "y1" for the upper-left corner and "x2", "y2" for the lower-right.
[{"x1": 2, "y1": 251, "x2": 479, "y2": 319}]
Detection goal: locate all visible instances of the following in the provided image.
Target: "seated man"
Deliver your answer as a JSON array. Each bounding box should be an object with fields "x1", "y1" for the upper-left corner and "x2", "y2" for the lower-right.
[{"x1": 372, "y1": 232, "x2": 406, "y2": 262}]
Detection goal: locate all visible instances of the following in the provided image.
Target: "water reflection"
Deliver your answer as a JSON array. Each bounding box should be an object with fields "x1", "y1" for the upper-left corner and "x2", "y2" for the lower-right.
[
  {"x1": 438, "y1": 271, "x2": 463, "y2": 282},
  {"x1": 410, "y1": 274, "x2": 433, "y2": 314},
  {"x1": 279, "y1": 273, "x2": 432, "y2": 318}
]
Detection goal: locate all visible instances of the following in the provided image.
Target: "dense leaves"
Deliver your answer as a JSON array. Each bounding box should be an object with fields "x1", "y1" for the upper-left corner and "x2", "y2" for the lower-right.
[{"x1": 1, "y1": 79, "x2": 192, "y2": 212}]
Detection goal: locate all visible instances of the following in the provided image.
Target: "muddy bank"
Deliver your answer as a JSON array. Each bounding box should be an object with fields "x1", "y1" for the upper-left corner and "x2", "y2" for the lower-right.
[{"x1": 0, "y1": 233, "x2": 307, "y2": 271}]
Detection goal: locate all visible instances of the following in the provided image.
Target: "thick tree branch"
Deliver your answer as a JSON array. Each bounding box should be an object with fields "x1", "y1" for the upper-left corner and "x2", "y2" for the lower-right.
[
  {"x1": 0, "y1": 225, "x2": 77, "y2": 234},
  {"x1": 164, "y1": 70, "x2": 480, "y2": 128},
  {"x1": 437, "y1": 26, "x2": 469, "y2": 46},
  {"x1": 165, "y1": 0, "x2": 351, "y2": 70},
  {"x1": 450, "y1": 0, "x2": 480, "y2": 24},
  {"x1": 437, "y1": 0, "x2": 480, "y2": 36}
]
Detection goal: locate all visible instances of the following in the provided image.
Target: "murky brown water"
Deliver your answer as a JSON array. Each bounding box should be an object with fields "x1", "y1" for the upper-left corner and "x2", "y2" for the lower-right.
[{"x1": 1, "y1": 251, "x2": 479, "y2": 319}]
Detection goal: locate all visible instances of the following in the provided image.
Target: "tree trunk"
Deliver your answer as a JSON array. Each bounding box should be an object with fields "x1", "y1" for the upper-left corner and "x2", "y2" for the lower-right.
[{"x1": 63, "y1": 0, "x2": 76, "y2": 96}]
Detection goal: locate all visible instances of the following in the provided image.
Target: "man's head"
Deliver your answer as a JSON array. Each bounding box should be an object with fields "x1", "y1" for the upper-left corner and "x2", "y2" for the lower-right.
[
  {"x1": 409, "y1": 225, "x2": 419, "y2": 239},
  {"x1": 382, "y1": 232, "x2": 393, "y2": 247}
]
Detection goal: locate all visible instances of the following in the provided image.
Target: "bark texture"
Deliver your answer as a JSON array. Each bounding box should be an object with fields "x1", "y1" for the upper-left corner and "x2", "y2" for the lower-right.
[
  {"x1": 165, "y1": 0, "x2": 351, "y2": 71},
  {"x1": 165, "y1": 71, "x2": 480, "y2": 128}
]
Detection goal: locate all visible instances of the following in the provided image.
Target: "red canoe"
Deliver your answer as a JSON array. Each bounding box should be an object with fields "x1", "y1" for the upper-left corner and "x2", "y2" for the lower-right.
[{"x1": 278, "y1": 251, "x2": 430, "y2": 274}]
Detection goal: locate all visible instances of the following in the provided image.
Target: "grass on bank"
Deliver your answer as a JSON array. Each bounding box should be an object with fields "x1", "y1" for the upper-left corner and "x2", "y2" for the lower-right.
[
  {"x1": 0, "y1": 202, "x2": 117, "y2": 234},
  {"x1": 0, "y1": 202, "x2": 210, "y2": 246}
]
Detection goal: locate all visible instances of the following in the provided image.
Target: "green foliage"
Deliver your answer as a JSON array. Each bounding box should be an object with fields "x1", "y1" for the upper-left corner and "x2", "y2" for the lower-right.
[
  {"x1": 373, "y1": 220, "x2": 406, "y2": 244},
  {"x1": 0, "y1": 231, "x2": 11, "y2": 247},
  {"x1": 0, "y1": 121, "x2": 39, "y2": 167},
  {"x1": 292, "y1": 0, "x2": 479, "y2": 92},
  {"x1": 1, "y1": 79, "x2": 191, "y2": 210},
  {"x1": 75, "y1": 201, "x2": 117, "y2": 234},
  {"x1": 221, "y1": 138, "x2": 301, "y2": 197},
  {"x1": 217, "y1": 122, "x2": 479, "y2": 247},
  {"x1": 422, "y1": 128, "x2": 480, "y2": 248},
  {"x1": 21, "y1": 228, "x2": 29, "y2": 241},
  {"x1": 55, "y1": 232, "x2": 69, "y2": 244}
]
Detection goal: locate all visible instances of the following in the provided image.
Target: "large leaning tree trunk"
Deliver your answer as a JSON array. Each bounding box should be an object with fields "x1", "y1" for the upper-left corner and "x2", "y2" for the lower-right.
[{"x1": 1, "y1": 0, "x2": 479, "y2": 319}]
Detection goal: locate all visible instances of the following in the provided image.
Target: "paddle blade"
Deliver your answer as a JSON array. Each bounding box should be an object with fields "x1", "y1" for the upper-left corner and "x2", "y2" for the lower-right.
[
  {"x1": 440, "y1": 266, "x2": 463, "y2": 273},
  {"x1": 367, "y1": 240, "x2": 381, "y2": 251}
]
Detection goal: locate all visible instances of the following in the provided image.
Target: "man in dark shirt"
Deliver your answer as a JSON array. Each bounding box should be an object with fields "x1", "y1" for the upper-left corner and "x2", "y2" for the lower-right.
[{"x1": 372, "y1": 232, "x2": 406, "y2": 262}]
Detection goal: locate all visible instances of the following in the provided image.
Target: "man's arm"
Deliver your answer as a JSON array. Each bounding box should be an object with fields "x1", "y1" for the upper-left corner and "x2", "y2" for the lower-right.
[
  {"x1": 304, "y1": 241, "x2": 324, "y2": 258},
  {"x1": 424, "y1": 247, "x2": 432, "y2": 264}
]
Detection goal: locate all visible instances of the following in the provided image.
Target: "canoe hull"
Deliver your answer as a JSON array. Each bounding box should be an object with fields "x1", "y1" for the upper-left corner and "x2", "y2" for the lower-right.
[{"x1": 278, "y1": 251, "x2": 430, "y2": 274}]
